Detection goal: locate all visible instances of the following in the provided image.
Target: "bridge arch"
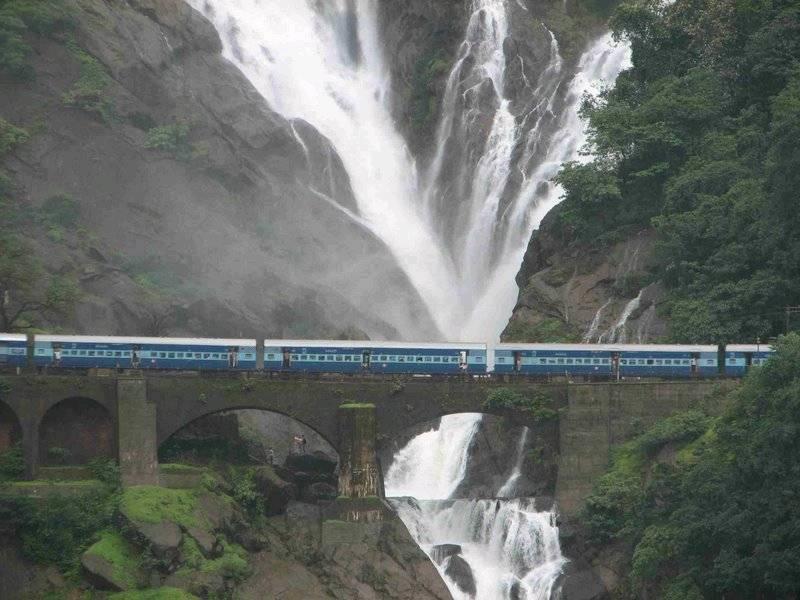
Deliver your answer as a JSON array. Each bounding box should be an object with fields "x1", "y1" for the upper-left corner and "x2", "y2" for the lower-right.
[
  {"x1": 0, "y1": 400, "x2": 22, "y2": 452},
  {"x1": 38, "y1": 397, "x2": 115, "y2": 466},
  {"x1": 158, "y1": 404, "x2": 339, "y2": 462}
]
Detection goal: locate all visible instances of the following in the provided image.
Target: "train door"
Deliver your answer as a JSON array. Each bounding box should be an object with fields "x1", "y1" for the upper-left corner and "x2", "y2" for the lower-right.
[
  {"x1": 513, "y1": 351, "x2": 522, "y2": 372},
  {"x1": 361, "y1": 351, "x2": 371, "y2": 369},
  {"x1": 691, "y1": 352, "x2": 699, "y2": 376},
  {"x1": 282, "y1": 349, "x2": 291, "y2": 369},
  {"x1": 229, "y1": 347, "x2": 239, "y2": 368},
  {"x1": 0, "y1": 342, "x2": 6, "y2": 365},
  {"x1": 459, "y1": 351, "x2": 468, "y2": 371},
  {"x1": 744, "y1": 352, "x2": 753, "y2": 370},
  {"x1": 612, "y1": 352, "x2": 621, "y2": 381}
]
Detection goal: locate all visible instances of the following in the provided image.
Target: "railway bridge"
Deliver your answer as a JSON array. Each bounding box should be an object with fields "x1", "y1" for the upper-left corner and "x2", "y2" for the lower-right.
[{"x1": 0, "y1": 372, "x2": 732, "y2": 515}]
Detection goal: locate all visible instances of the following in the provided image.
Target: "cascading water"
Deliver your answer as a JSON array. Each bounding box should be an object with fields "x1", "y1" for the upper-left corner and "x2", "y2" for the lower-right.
[{"x1": 189, "y1": 0, "x2": 630, "y2": 597}]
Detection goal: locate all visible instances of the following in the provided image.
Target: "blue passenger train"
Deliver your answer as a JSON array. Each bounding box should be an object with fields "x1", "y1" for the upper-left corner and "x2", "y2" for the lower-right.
[
  {"x1": 31, "y1": 336, "x2": 257, "y2": 371},
  {"x1": 0, "y1": 333, "x2": 775, "y2": 379},
  {"x1": 264, "y1": 340, "x2": 487, "y2": 374}
]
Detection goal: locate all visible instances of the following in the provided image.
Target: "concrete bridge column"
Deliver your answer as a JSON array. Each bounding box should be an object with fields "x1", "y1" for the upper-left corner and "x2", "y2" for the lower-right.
[
  {"x1": 21, "y1": 418, "x2": 39, "y2": 480},
  {"x1": 117, "y1": 378, "x2": 159, "y2": 486},
  {"x1": 337, "y1": 403, "x2": 383, "y2": 499}
]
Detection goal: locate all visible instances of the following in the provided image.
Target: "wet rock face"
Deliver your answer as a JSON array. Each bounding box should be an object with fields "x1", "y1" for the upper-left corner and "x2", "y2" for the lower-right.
[
  {"x1": 445, "y1": 554, "x2": 477, "y2": 597},
  {"x1": 504, "y1": 206, "x2": 667, "y2": 344},
  {"x1": 3, "y1": 0, "x2": 435, "y2": 339}
]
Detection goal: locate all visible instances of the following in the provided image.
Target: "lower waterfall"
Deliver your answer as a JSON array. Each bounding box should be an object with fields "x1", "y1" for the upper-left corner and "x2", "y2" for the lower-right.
[{"x1": 386, "y1": 415, "x2": 566, "y2": 599}]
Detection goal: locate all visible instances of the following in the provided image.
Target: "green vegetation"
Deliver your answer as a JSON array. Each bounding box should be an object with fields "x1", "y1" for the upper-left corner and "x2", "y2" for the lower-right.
[
  {"x1": 120, "y1": 486, "x2": 201, "y2": 528},
  {"x1": 110, "y1": 589, "x2": 199, "y2": 600},
  {"x1": 178, "y1": 537, "x2": 250, "y2": 582},
  {"x1": 502, "y1": 316, "x2": 581, "y2": 343},
  {"x1": 0, "y1": 234, "x2": 81, "y2": 331},
  {"x1": 62, "y1": 39, "x2": 116, "y2": 122},
  {"x1": 0, "y1": 444, "x2": 24, "y2": 481},
  {"x1": 144, "y1": 123, "x2": 194, "y2": 161},
  {"x1": 582, "y1": 333, "x2": 800, "y2": 598},
  {"x1": 84, "y1": 531, "x2": 142, "y2": 589},
  {"x1": 554, "y1": 0, "x2": 800, "y2": 342},
  {"x1": 6, "y1": 489, "x2": 117, "y2": 574},
  {"x1": 0, "y1": 117, "x2": 29, "y2": 154},
  {"x1": 111, "y1": 589, "x2": 199, "y2": 600},
  {"x1": 0, "y1": 0, "x2": 71, "y2": 79},
  {"x1": 483, "y1": 387, "x2": 558, "y2": 421}
]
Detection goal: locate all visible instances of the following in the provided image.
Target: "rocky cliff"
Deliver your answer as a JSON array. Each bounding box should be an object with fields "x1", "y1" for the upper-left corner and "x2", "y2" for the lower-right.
[
  {"x1": 1, "y1": 0, "x2": 435, "y2": 339},
  {"x1": 503, "y1": 206, "x2": 668, "y2": 344}
]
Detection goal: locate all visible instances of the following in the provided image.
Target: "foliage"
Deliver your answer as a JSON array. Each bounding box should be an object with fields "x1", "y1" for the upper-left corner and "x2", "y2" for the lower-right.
[
  {"x1": 84, "y1": 531, "x2": 141, "y2": 589},
  {"x1": 144, "y1": 123, "x2": 194, "y2": 161},
  {"x1": 483, "y1": 387, "x2": 558, "y2": 421},
  {"x1": 110, "y1": 588, "x2": 199, "y2": 600},
  {"x1": 178, "y1": 536, "x2": 250, "y2": 582},
  {"x1": 39, "y1": 193, "x2": 79, "y2": 228},
  {"x1": 582, "y1": 334, "x2": 800, "y2": 597},
  {"x1": 119, "y1": 486, "x2": 201, "y2": 528},
  {"x1": 502, "y1": 317, "x2": 581, "y2": 343},
  {"x1": 62, "y1": 40, "x2": 115, "y2": 122},
  {"x1": 0, "y1": 234, "x2": 81, "y2": 331},
  {"x1": 228, "y1": 466, "x2": 260, "y2": 518},
  {"x1": 12, "y1": 489, "x2": 117, "y2": 573},
  {"x1": 0, "y1": 117, "x2": 29, "y2": 155},
  {"x1": 0, "y1": 443, "x2": 24, "y2": 480},
  {"x1": 0, "y1": 0, "x2": 71, "y2": 79},
  {"x1": 88, "y1": 457, "x2": 121, "y2": 488},
  {"x1": 554, "y1": 0, "x2": 800, "y2": 342}
]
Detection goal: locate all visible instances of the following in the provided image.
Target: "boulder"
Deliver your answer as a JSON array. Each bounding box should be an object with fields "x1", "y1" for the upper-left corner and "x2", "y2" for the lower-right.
[
  {"x1": 164, "y1": 569, "x2": 226, "y2": 597},
  {"x1": 284, "y1": 452, "x2": 337, "y2": 475},
  {"x1": 302, "y1": 481, "x2": 338, "y2": 504},
  {"x1": 557, "y1": 558, "x2": 609, "y2": 600},
  {"x1": 444, "y1": 555, "x2": 476, "y2": 597},
  {"x1": 253, "y1": 466, "x2": 299, "y2": 516},
  {"x1": 80, "y1": 553, "x2": 132, "y2": 591},
  {"x1": 185, "y1": 526, "x2": 220, "y2": 559},
  {"x1": 134, "y1": 521, "x2": 182, "y2": 564},
  {"x1": 430, "y1": 544, "x2": 462, "y2": 564}
]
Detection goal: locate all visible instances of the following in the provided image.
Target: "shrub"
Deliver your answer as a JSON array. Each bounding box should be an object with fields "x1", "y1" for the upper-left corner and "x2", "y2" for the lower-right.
[
  {"x1": 0, "y1": 444, "x2": 24, "y2": 480},
  {"x1": 144, "y1": 123, "x2": 193, "y2": 161},
  {"x1": 0, "y1": 118, "x2": 29, "y2": 155},
  {"x1": 88, "y1": 457, "x2": 121, "y2": 488},
  {"x1": 40, "y1": 193, "x2": 79, "y2": 228},
  {"x1": 0, "y1": 0, "x2": 72, "y2": 80},
  {"x1": 483, "y1": 388, "x2": 558, "y2": 421},
  {"x1": 62, "y1": 40, "x2": 115, "y2": 122}
]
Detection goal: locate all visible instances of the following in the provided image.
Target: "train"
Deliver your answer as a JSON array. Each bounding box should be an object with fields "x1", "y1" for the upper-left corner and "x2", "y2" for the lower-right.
[{"x1": 0, "y1": 333, "x2": 774, "y2": 379}]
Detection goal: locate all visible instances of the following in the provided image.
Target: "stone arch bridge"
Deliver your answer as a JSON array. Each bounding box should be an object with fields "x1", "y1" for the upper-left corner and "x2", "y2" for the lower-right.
[{"x1": 0, "y1": 373, "x2": 731, "y2": 515}]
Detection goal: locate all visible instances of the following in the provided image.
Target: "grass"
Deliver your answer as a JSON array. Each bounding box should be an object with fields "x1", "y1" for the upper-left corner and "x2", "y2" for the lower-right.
[
  {"x1": 177, "y1": 537, "x2": 249, "y2": 581},
  {"x1": 339, "y1": 403, "x2": 375, "y2": 409},
  {"x1": 84, "y1": 531, "x2": 141, "y2": 589},
  {"x1": 119, "y1": 486, "x2": 201, "y2": 528}
]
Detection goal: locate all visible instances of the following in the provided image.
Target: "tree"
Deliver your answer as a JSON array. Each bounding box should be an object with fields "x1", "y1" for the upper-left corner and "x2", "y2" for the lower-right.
[{"x1": 0, "y1": 234, "x2": 80, "y2": 331}]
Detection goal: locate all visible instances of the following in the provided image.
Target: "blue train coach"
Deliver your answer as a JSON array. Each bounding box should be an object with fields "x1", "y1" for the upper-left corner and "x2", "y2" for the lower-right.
[
  {"x1": 615, "y1": 344, "x2": 718, "y2": 378},
  {"x1": 494, "y1": 343, "x2": 614, "y2": 376},
  {"x1": 0, "y1": 333, "x2": 28, "y2": 368},
  {"x1": 264, "y1": 340, "x2": 488, "y2": 374},
  {"x1": 724, "y1": 344, "x2": 774, "y2": 377},
  {"x1": 33, "y1": 335, "x2": 257, "y2": 370}
]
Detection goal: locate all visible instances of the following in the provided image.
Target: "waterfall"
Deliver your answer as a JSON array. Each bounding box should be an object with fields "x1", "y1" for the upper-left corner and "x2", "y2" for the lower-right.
[
  {"x1": 190, "y1": 1, "x2": 630, "y2": 597},
  {"x1": 387, "y1": 416, "x2": 565, "y2": 600},
  {"x1": 498, "y1": 427, "x2": 529, "y2": 498}
]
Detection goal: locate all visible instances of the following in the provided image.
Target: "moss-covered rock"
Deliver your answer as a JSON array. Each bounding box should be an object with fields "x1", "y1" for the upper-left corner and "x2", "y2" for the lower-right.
[{"x1": 81, "y1": 531, "x2": 144, "y2": 590}]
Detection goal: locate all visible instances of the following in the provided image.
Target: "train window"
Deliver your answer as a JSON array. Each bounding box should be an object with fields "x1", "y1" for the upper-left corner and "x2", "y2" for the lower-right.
[
  {"x1": 88, "y1": 351, "x2": 95, "y2": 356},
  {"x1": 417, "y1": 356, "x2": 424, "y2": 362},
  {"x1": 201, "y1": 353, "x2": 208, "y2": 359},
  {"x1": 566, "y1": 359, "x2": 573, "y2": 364},
  {"x1": 476, "y1": 356, "x2": 483, "y2": 362},
  {"x1": 398, "y1": 357, "x2": 405, "y2": 362},
  {"x1": 495, "y1": 357, "x2": 504, "y2": 363},
  {"x1": 646, "y1": 359, "x2": 654, "y2": 365},
  {"x1": 159, "y1": 352, "x2": 166, "y2": 358},
  {"x1": 664, "y1": 359, "x2": 671, "y2": 365},
  {"x1": 592, "y1": 359, "x2": 599, "y2": 364},
  {"x1": 655, "y1": 360, "x2": 662, "y2": 365},
  {"x1": 169, "y1": 353, "x2": 175, "y2": 359},
  {"x1": 380, "y1": 355, "x2": 387, "y2": 361},
  {"x1": 194, "y1": 353, "x2": 201, "y2": 358},
  {"x1": 424, "y1": 357, "x2": 432, "y2": 362},
  {"x1": 336, "y1": 356, "x2": 342, "y2": 361},
  {"x1": 114, "y1": 351, "x2": 121, "y2": 357},
  {"x1": 452, "y1": 357, "x2": 459, "y2": 363}
]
